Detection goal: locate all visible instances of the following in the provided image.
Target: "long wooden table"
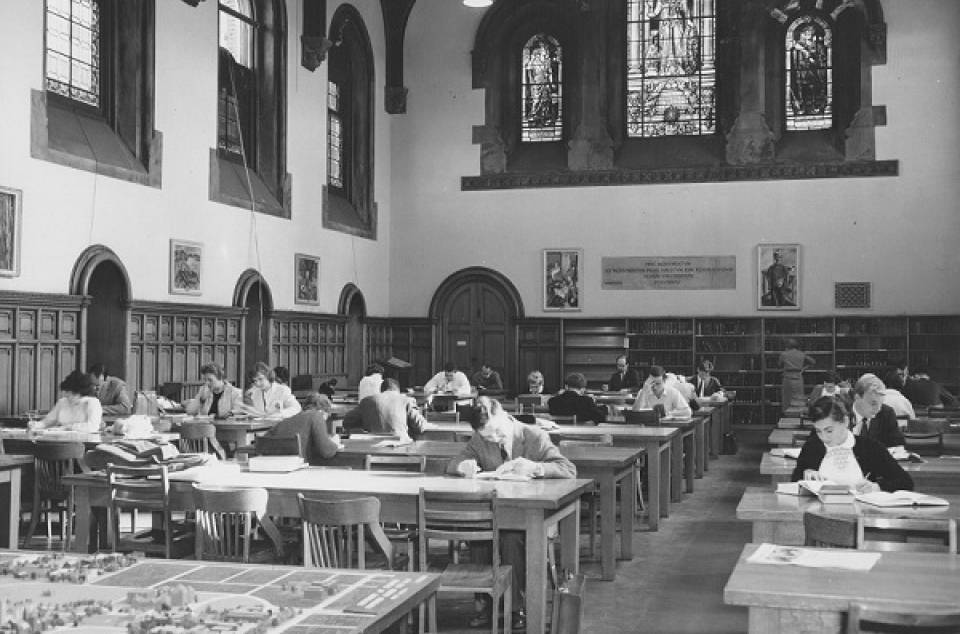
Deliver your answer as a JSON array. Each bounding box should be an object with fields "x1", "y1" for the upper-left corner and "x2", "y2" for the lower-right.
[
  {"x1": 736, "y1": 486, "x2": 960, "y2": 545},
  {"x1": 724, "y1": 543, "x2": 960, "y2": 633},
  {"x1": 66, "y1": 465, "x2": 592, "y2": 634},
  {"x1": 331, "y1": 437, "x2": 641, "y2": 581},
  {"x1": 760, "y1": 451, "x2": 960, "y2": 493},
  {"x1": 0, "y1": 550, "x2": 439, "y2": 633},
  {"x1": 0, "y1": 455, "x2": 31, "y2": 549}
]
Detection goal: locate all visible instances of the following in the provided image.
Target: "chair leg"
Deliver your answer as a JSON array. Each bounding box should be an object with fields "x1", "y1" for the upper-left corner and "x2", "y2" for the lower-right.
[
  {"x1": 587, "y1": 495, "x2": 598, "y2": 559},
  {"x1": 503, "y1": 589, "x2": 512, "y2": 634},
  {"x1": 491, "y1": 592, "x2": 500, "y2": 634},
  {"x1": 427, "y1": 595, "x2": 438, "y2": 633},
  {"x1": 23, "y1": 497, "x2": 42, "y2": 547}
]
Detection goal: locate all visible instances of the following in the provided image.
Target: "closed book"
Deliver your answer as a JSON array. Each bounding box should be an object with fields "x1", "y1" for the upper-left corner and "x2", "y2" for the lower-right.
[{"x1": 855, "y1": 491, "x2": 949, "y2": 507}]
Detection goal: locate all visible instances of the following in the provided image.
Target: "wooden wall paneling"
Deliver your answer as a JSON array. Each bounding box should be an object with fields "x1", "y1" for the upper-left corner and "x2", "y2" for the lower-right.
[
  {"x1": 517, "y1": 319, "x2": 562, "y2": 394},
  {"x1": 389, "y1": 320, "x2": 434, "y2": 387},
  {"x1": 271, "y1": 312, "x2": 348, "y2": 380},
  {"x1": 0, "y1": 346, "x2": 12, "y2": 414}
]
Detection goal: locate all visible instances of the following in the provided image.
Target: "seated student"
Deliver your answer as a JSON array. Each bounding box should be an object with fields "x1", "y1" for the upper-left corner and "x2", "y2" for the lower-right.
[
  {"x1": 806, "y1": 372, "x2": 847, "y2": 407},
  {"x1": 526, "y1": 370, "x2": 546, "y2": 394},
  {"x1": 341, "y1": 379, "x2": 428, "y2": 440},
  {"x1": 880, "y1": 369, "x2": 916, "y2": 420},
  {"x1": 87, "y1": 363, "x2": 133, "y2": 416},
  {"x1": 185, "y1": 362, "x2": 245, "y2": 419},
  {"x1": 243, "y1": 362, "x2": 302, "y2": 419},
  {"x1": 317, "y1": 378, "x2": 338, "y2": 398},
  {"x1": 692, "y1": 359, "x2": 723, "y2": 399},
  {"x1": 446, "y1": 397, "x2": 576, "y2": 630},
  {"x1": 792, "y1": 395, "x2": 912, "y2": 492},
  {"x1": 849, "y1": 374, "x2": 904, "y2": 448},
  {"x1": 607, "y1": 355, "x2": 641, "y2": 392},
  {"x1": 472, "y1": 363, "x2": 505, "y2": 395},
  {"x1": 357, "y1": 364, "x2": 384, "y2": 401},
  {"x1": 260, "y1": 393, "x2": 340, "y2": 464},
  {"x1": 423, "y1": 362, "x2": 472, "y2": 411},
  {"x1": 30, "y1": 370, "x2": 102, "y2": 433},
  {"x1": 548, "y1": 372, "x2": 607, "y2": 424},
  {"x1": 903, "y1": 366, "x2": 958, "y2": 409},
  {"x1": 634, "y1": 365, "x2": 692, "y2": 418},
  {"x1": 272, "y1": 366, "x2": 290, "y2": 386}
]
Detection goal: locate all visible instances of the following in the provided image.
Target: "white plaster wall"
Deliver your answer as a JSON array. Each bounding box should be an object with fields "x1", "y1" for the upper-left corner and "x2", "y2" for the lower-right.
[
  {"x1": 389, "y1": 0, "x2": 960, "y2": 318},
  {"x1": 0, "y1": 0, "x2": 393, "y2": 316}
]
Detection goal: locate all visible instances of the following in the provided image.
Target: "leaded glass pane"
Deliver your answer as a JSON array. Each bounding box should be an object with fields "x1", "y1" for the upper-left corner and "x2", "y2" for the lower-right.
[
  {"x1": 328, "y1": 81, "x2": 340, "y2": 113},
  {"x1": 328, "y1": 82, "x2": 343, "y2": 188},
  {"x1": 45, "y1": 0, "x2": 100, "y2": 107},
  {"x1": 219, "y1": 1, "x2": 254, "y2": 69},
  {"x1": 626, "y1": 0, "x2": 715, "y2": 138},
  {"x1": 521, "y1": 34, "x2": 563, "y2": 143},
  {"x1": 785, "y1": 15, "x2": 833, "y2": 131}
]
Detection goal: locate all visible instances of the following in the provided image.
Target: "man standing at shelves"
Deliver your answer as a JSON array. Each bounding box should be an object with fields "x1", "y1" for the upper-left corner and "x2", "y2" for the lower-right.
[
  {"x1": 633, "y1": 365, "x2": 692, "y2": 418},
  {"x1": 608, "y1": 354, "x2": 641, "y2": 392},
  {"x1": 849, "y1": 374, "x2": 904, "y2": 448}
]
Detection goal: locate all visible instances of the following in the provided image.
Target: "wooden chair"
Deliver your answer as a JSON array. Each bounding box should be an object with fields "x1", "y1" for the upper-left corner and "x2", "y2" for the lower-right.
[
  {"x1": 364, "y1": 455, "x2": 427, "y2": 570},
  {"x1": 846, "y1": 602, "x2": 960, "y2": 633},
  {"x1": 106, "y1": 463, "x2": 192, "y2": 558},
  {"x1": 550, "y1": 573, "x2": 586, "y2": 634},
  {"x1": 550, "y1": 414, "x2": 578, "y2": 425},
  {"x1": 23, "y1": 441, "x2": 85, "y2": 548},
  {"x1": 418, "y1": 488, "x2": 512, "y2": 634},
  {"x1": 296, "y1": 493, "x2": 393, "y2": 569},
  {"x1": 803, "y1": 511, "x2": 857, "y2": 548},
  {"x1": 178, "y1": 422, "x2": 217, "y2": 454},
  {"x1": 193, "y1": 485, "x2": 279, "y2": 563},
  {"x1": 558, "y1": 437, "x2": 613, "y2": 559},
  {"x1": 857, "y1": 516, "x2": 957, "y2": 553},
  {"x1": 903, "y1": 418, "x2": 944, "y2": 452},
  {"x1": 517, "y1": 394, "x2": 548, "y2": 414},
  {"x1": 255, "y1": 435, "x2": 303, "y2": 456}
]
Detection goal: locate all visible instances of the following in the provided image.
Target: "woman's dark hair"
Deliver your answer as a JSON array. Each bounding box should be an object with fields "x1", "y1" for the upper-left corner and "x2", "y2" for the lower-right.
[
  {"x1": 697, "y1": 359, "x2": 714, "y2": 373},
  {"x1": 273, "y1": 366, "x2": 290, "y2": 385},
  {"x1": 60, "y1": 370, "x2": 97, "y2": 397},
  {"x1": 808, "y1": 395, "x2": 850, "y2": 424},
  {"x1": 200, "y1": 362, "x2": 226, "y2": 380},
  {"x1": 251, "y1": 362, "x2": 275, "y2": 382},
  {"x1": 365, "y1": 363, "x2": 384, "y2": 376}
]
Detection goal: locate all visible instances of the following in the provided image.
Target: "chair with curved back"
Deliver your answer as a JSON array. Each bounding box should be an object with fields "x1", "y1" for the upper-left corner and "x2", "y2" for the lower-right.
[
  {"x1": 846, "y1": 602, "x2": 960, "y2": 633},
  {"x1": 803, "y1": 511, "x2": 857, "y2": 548},
  {"x1": 193, "y1": 485, "x2": 282, "y2": 563},
  {"x1": 558, "y1": 436, "x2": 613, "y2": 560},
  {"x1": 902, "y1": 418, "x2": 944, "y2": 453},
  {"x1": 856, "y1": 516, "x2": 957, "y2": 553},
  {"x1": 296, "y1": 493, "x2": 393, "y2": 569},
  {"x1": 364, "y1": 454, "x2": 427, "y2": 571},
  {"x1": 178, "y1": 422, "x2": 218, "y2": 454},
  {"x1": 254, "y1": 435, "x2": 303, "y2": 457},
  {"x1": 106, "y1": 463, "x2": 192, "y2": 558},
  {"x1": 23, "y1": 441, "x2": 86, "y2": 548}
]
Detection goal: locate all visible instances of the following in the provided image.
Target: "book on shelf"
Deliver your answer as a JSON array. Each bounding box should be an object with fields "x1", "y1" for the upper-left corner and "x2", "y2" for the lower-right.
[
  {"x1": 854, "y1": 490, "x2": 949, "y2": 507},
  {"x1": 775, "y1": 480, "x2": 855, "y2": 504}
]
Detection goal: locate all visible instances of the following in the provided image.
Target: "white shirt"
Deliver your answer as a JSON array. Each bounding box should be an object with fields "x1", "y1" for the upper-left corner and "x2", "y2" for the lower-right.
[
  {"x1": 883, "y1": 388, "x2": 916, "y2": 421},
  {"x1": 633, "y1": 384, "x2": 692, "y2": 418},
  {"x1": 358, "y1": 373, "x2": 383, "y2": 401},
  {"x1": 423, "y1": 371, "x2": 472, "y2": 396},
  {"x1": 817, "y1": 433, "x2": 864, "y2": 487},
  {"x1": 245, "y1": 382, "x2": 302, "y2": 418},
  {"x1": 39, "y1": 396, "x2": 102, "y2": 432}
]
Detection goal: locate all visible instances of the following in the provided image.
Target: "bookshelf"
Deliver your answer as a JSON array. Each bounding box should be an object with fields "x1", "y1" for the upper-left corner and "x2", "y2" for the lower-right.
[
  {"x1": 561, "y1": 319, "x2": 628, "y2": 387},
  {"x1": 909, "y1": 316, "x2": 960, "y2": 394},
  {"x1": 628, "y1": 318, "x2": 695, "y2": 378},
  {"x1": 834, "y1": 317, "x2": 908, "y2": 381},
  {"x1": 763, "y1": 318, "x2": 834, "y2": 421},
  {"x1": 695, "y1": 318, "x2": 763, "y2": 425}
]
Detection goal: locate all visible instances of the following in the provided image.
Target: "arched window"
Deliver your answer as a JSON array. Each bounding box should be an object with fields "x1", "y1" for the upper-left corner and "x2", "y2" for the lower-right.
[
  {"x1": 785, "y1": 15, "x2": 833, "y2": 131},
  {"x1": 218, "y1": 0, "x2": 256, "y2": 161},
  {"x1": 625, "y1": 0, "x2": 716, "y2": 138},
  {"x1": 327, "y1": 81, "x2": 344, "y2": 189},
  {"x1": 46, "y1": 0, "x2": 101, "y2": 107},
  {"x1": 521, "y1": 34, "x2": 563, "y2": 143}
]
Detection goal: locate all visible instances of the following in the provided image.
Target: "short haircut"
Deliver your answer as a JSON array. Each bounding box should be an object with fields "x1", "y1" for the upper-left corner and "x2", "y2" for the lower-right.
[
  {"x1": 564, "y1": 372, "x2": 587, "y2": 389},
  {"x1": 526, "y1": 370, "x2": 544, "y2": 385},
  {"x1": 273, "y1": 366, "x2": 289, "y2": 384},
  {"x1": 784, "y1": 338, "x2": 799, "y2": 350},
  {"x1": 366, "y1": 363, "x2": 384, "y2": 376},
  {"x1": 443, "y1": 362, "x2": 457, "y2": 373},
  {"x1": 87, "y1": 363, "x2": 107, "y2": 377},
  {"x1": 823, "y1": 372, "x2": 841, "y2": 384},
  {"x1": 200, "y1": 362, "x2": 226, "y2": 380},
  {"x1": 251, "y1": 361, "x2": 275, "y2": 382},
  {"x1": 466, "y1": 396, "x2": 503, "y2": 430},
  {"x1": 381, "y1": 378, "x2": 400, "y2": 392},
  {"x1": 854, "y1": 374, "x2": 885, "y2": 397},
  {"x1": 303, "y1": 392, "x2": 332, "y2": 413},
  {"x1": 697, "y1": 359, "x2": 714, "y2": 373},
  {"x1": 60, "y1": 370, "x2": 97, "y2": 397},
  {"x1": 648, "y1": 365, "x2": 666, "y2": 379},
  {"x1": 808, "y1": 395, "x2": 850, "y2": 424},
  {"x1": 615, "y1": 354, "x2": 628, "y2": 365}
]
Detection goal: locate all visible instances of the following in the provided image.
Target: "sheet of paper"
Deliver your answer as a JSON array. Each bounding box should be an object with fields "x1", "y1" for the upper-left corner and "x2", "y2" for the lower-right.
[
  {"x1": 771, "y1": 447, "x2": 802, "y2": 459},
  {"x1": 372, "y1": 438, "x2": 413, "y2": 448},
  {"x1": 747, "y1": 543, "x2": 881, "y2": 571},
  {"x1": 475, "y1": 471, "x2": 532, "y2": 482}
]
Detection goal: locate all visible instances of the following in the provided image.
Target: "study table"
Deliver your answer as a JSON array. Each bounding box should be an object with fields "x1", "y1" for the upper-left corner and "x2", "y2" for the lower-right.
[
  {"x1": 736, "y1": 485, "x2": 960, "y2": 545},
  {"x1": 607, "y1": 416, "x2": 700, "y2": 498},
  {"x1": 768, "y1": 428, "x2": 807, "y2": 448},
  {"x1": 0, "y1": 550, "x2": 439, "y2": 633},
  {"x1": 65, "y1": 464, "x2": 592, "y2": 634},
  {"x1": 0, "y1": 455, "x2": 31, "y2": 549},
  {"x1": 724, "y1": 543, "x2": 960, "y2": 633},
  {"x1": 330, "y1": 437, "x2": 641, "y2": 581}
]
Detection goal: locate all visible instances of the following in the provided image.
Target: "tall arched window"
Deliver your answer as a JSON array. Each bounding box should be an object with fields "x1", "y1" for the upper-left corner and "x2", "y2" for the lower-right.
[
  {"x1": 785, "y1": 15, "x2": 833, "y2": 131},
  {"x1": 521, "y1": 34, "x2": 563, "y2": 143},
  {"x1": 218, "y1": 0, "x2": 256, "y2": 162},
  {"x1": 625, "y1": 0, "x2": 716, "y2": 138}
]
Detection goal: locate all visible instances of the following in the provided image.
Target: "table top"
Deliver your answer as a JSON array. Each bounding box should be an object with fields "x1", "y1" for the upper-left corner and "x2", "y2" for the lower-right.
[
  {"x1": 760, "y1": 451, "x2": 960, "y2": 476},
  {"x1": 425, "y1": 422, "x2": 679, "y2": 443},
  {"x1": 768, "y1": 428, "x2": 808, "y2": 446},
  {"x1": 0, "y1": 550, "x2": 439, "y2": 633},
  {"x1": 736, "y1": 486, "x2": 960, "y2": 522},
  {"x1": 0, "y1": 454, "x2": 32, "y2": 468},
  {"x1": 0, "y1": 428, "x2": 181, "y2": 445},
  {"x1": 724, "y1": 543, "x2": 960, "y2": 612}
]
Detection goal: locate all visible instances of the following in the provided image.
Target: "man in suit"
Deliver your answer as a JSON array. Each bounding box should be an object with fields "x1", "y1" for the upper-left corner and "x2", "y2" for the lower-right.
[
  {"x1": 548, "y1": 372, "x2": 607, "y2": 423},
  {"x1": 903, "y1": 367, "x2": 957, "y2": 409},
  {"x1": 849, "y1": 374, "x2": 904, "y2": 448},
  {"x1": 447, "y1": 396, "x2": 576, "y2": 630},
  {"x1": 88, "y1": 363, "x2": 133, "y2": 416},
  {"x1": 692, "y1": 359, "x2": 723, "y2": 399},
  {"x1": 608, "y1": 354, "x2": 641, "y2": 392}
]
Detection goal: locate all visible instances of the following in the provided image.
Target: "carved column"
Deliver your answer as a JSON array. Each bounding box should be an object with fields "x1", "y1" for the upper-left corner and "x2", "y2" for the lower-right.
[
  {"x1": 380, "y1": 0, "x2": 416, "y2": 114},
  {"x1": 726, "y1": 6, "x2": 775, "y2": 165},
  {"x1": 568, "y1": 0, "x2": 614, "y2": 170}
]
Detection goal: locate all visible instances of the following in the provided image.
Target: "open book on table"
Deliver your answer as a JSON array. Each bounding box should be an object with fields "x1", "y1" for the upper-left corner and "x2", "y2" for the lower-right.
[
  {"x1": 476, "y1": 471, "x2": 532, "y2": 482},
  {"x1": 770, "y1": 447, "x2": 801, "y2": 460},
  {"x1": 854, "y1": 490, "x2": 949, "y2": 507},
  {"x1": 372, "y1": 438, "x2": 413, "y2": 448},
  {"x1": 776, "y1": 480, "x2": 855, "y2": 504}
]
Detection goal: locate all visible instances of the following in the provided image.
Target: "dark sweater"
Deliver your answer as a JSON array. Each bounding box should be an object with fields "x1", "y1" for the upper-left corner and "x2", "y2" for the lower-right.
[
  {"x1": 608, "y1": 369, "x2": 642, "y2": 392},
  {"x1": 262, "y1": 410, "x2": 339, "y2": 465},
  {"x1": 791, "y1": 433, "x2": 913, "y2": 492},
  {"x1": 853, "y1": 403, "x2": 905, "y2": 448},
  {"x1": 547, "y1": 390, "x2": 607, "y2": 424}
]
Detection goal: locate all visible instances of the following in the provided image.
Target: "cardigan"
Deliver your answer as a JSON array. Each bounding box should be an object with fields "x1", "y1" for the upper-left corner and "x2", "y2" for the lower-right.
[
  {"x1": 548, "y1": 390, "x2": 607, "y2": 424},
  {"x1": 791, "y1": 433, "x2": 913, "y2": 492}
]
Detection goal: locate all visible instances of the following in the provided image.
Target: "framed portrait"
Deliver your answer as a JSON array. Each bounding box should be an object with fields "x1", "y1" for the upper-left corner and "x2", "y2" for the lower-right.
[
  {"x1": 294, "y1": 253, "x2": 320, "y2": 305},
  {"x1": 543, "y1": 249, "x2": 583, "y2": 312},
  {"x1": 757, "y1": 243, "x2": 800, "y2": 310},
  {"x1": 169, "y1": 239, "x2": 203, "y2": 296},
  {"x1": 0, "y1": 186, "x2": 23, "y2": 278}
]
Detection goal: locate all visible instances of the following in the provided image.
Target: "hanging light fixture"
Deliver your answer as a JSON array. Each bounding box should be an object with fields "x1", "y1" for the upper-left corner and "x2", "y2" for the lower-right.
[{"x1": 463, "y1": 0, "x2": 493, "y2": 7}]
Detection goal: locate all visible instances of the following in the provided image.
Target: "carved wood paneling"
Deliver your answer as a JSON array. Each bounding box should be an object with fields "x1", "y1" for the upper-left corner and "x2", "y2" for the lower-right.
[
  {"x1": 518, "y1": 320, "x2": 562, "y2": 394},
  {"x1": 366, "y1": 318, "x2": 393, "y2": 367},
  {"x1": 128, "y1": 301, "x2": 244, "y2": 390},
  {"x1": 391, "y1": 320, "x2": 434, "y2": 387},
  {"x1": 0, "y1": 292, "x2": 85, "y2": 415},
  {"x1": 271, "y1": 311, "x2": 347, "y2": 380}
]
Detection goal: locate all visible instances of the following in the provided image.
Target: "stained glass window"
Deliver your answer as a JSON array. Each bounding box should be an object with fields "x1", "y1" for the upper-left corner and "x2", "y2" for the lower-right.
[
  {"x1": 521, "y1": 34, "x2": 563, "y2": 143},
  {"x1": 45, "y1": 0, "x2": 100, "y2": 107},
  {"x1": 218, "y1": 0, "x2": 255, "y2": 157},
  {"x1": 626, "y1": 0, "x2": 715, "y2": 138},
  {"x1": 328, "y1": 81, "x2": 343, "y2": 189},
  {"x1": 785, "y1": 15, "x2": 833, "y2": 131}
]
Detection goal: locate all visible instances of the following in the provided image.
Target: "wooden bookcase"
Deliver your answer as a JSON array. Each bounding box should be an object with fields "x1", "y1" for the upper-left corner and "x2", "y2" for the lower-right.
[
  {"x1": 628, "y1": 318, "x2": 695, "y2": 378},
  {"x1": 695, "y1": 319, "x2": 763, "y2": 425},
  {"x1": 561, "y1": 319, "x2": 628, "y2": 387},
  {"x1": 909, "y1": 316, "x2": 960, "y2": 394},
  {"x1": 834, "y1": 317, "x2": 908, "y2": 381},
  {"x1": 762, "y1": 318, "x2": 834, "y2": 421}
]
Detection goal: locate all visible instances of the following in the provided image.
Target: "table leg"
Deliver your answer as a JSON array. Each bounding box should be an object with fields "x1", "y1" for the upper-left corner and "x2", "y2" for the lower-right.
[
  {"x1": 2, "y1": 470, "x2": 20, "y2": 549},
  {"x1": 670, "y1": 436, "x2": 683, "y2": 502},
  {"x1": 684, "y1": 432, "x2": 695, "y2": 494},
  {"x1": 660, "y1": 445, "x2": 671, "y2": 518},
  {"x1": 619, "y1": 467, "x2": 635, "y2": 561},
  {"x1": 599, "y1": 472, "x2": 616, "y2": 580},
  {"x1": 694, "y1": 421, "x2": 705, "y2": 479},
  {"x1": 70, "y1": 486, "x2": 91, "y2": 553},
  {"x1": 710, "y1": 412, "x2": 720, "y2": 459},
  {"x1": 644, "y1": 441, "x2": 660, "y2": 530}
]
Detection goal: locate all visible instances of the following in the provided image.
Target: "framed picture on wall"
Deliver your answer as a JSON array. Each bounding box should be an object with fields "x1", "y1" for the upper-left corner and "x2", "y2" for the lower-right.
[
  {"x1": 757, "y1": 243, "x2": 800, "y2": 310},
  {"x1": 294, "y1": 253, "x2": 320, "y2": 305},
  {"x1": 169, "y1": 239, "x2": 203, "y2": 296},
  {"x1": 543, "y1": 248, "x2": 582, "y2": 311},
  {"x1": 0, "y1": 186, "x2": 23, "y2": 278}
]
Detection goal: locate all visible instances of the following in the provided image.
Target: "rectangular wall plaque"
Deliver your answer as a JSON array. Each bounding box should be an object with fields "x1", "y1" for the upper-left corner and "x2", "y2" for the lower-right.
[{"x1": 601, "y1": 256, "x2": 736, "y2": 290}]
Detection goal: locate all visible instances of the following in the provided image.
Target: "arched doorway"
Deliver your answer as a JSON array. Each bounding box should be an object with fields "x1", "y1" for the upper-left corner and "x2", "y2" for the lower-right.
[
  {"x1": 69, "y1": 245, "x2": 131, "y2": 381},
  {"x1": 429, "y1": 268, "x2": 524, "y2": 391},
  {"x1": 233, "y1": 270, "x2": 273, "y2": 387},
  {"x1": 338, "y1": 284, "x2": 366, "y2": 386}
]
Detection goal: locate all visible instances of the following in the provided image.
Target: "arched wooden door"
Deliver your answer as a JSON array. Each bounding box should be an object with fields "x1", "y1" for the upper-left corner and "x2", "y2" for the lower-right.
[
  {"x1": 339, "y1": 284, "x2": 367, "y2": 387},
  {"x1": 431, "y1": 268, "x2": 523, "y2": 392},
  {"x1": 234, "y1": 270, "x2": 273, "y2": 387}
]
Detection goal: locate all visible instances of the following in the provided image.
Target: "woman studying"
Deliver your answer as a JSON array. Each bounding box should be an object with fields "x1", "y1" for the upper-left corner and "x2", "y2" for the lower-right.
[
  {"x1": 29, "y1": 370, "x2": 102, "y2": 433},
  {"x1": 243, "y1": 362, "x2": 302, "y2": 419},
  {"x1": 791, "y1": 396, "x2": 912, "y2": 493}
]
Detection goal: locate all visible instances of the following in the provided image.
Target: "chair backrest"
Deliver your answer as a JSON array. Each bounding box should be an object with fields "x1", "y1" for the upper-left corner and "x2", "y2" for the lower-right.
[
  {"x1": 517, "y1": 394, "x2": 546, "y2": 413},
  {"x1": 107, "y1": 463, "x2": 170, "y2": 513},
  {"x1": 297, "y1": 493, "x2": 391, "y2": 569},
  {"x1": 291, "y1": 374, "x2": 314, "y2": 392},
  {"x1": 551, "y1": 573, "x2": 586, "y2": 634},
  {"x1": 803, "y1": 511, "x2": 857, "y2": 548},
  {"x1": 364, "y1": 454, "x2": 427, "y2": 473},
  {"x1": 623, "y1": 410, "x2": 660, "y2": 426},
  {"x1": 857, "y1": 516, "x2": 957, "y2": 553},
  {"x1": 193, "y1": 485, "x2": 269, "y2": 562},
  {"x1": 550, "y1": 414, "x2": 578, "y2": 426},
  {"x1": 418, "y1": 489, "x2": 499, "y2": 571},
  {"x1": 558, "y1": 435, "x2": 613, "y2": 449},
  {"x1": 427, "y1": 411, "x2": 459, "y2": 423},
  {"x1": 846, "y1": 602, "x2": 960, "y2": 634},
  {"x1": 33, "y1": 441, "x2": 85, "y2": 500},
  {"x1": 255, "y1": 435, "x2": 303, "y2": 456},
  {"x1": 178, "y1": 421, "x2": 217, "y2": 453}
]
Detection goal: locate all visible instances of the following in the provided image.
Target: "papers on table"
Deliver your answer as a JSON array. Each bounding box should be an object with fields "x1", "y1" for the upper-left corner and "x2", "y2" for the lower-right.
[
  {"x1": 246, "y1": 455, "x2": 306, "y2": 473},
  {"x1": 476, "y1": 471, "x2": 532, "y2": 482},
  {"x1": 535, "y1": 418, "x2": 559, "y2": 430},
  {"x1": 771, "y1": 447, "x2": 801, "y2": 459},
  {"x1": 854, "y1": 490, "x2": 949, "y2": 507},
  {"x1": 776, "y1": 480, "x2": 855, "y2": 504},
  {"x1": 372, "y1": 438, "x2": 413, "y2": 448},
  {"x1": 887, "y1": 446, "x2": 924, "y2": 462},
  {"x1": 747, "y1": 542, "x2": 881, "y2": 571}
]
